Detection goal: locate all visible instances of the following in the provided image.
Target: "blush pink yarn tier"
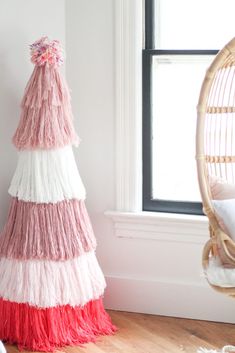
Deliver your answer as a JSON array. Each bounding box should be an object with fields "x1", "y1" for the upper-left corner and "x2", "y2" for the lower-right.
[
  {"x1": 13, "y1": 64, "x2": 79, "y2": 150},
  {"x1": 0, "y1": 251, "x2": 106, "y2": 307},
  {"x1": 0, "y1": 198, "x2": 96, "y2": 261}
]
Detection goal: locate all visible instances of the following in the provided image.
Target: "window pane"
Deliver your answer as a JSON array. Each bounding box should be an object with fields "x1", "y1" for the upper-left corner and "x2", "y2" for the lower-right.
[
  {"x1": 155, "y1": 0, "x2": 235, "y2": 49},
  {"x1": 151, "y1": 55, "x2": 214, "y2": 202}
]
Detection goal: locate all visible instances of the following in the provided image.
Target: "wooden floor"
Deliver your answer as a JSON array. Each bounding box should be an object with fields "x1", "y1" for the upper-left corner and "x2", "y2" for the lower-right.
[{"x1": 5, "y1": 310, "x2": 235, "y2": 353}]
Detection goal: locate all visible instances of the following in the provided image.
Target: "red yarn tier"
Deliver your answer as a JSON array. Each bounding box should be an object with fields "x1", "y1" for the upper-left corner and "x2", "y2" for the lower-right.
[{"x1": 0, "y1": 297, "x2": 116, "y2": 352}]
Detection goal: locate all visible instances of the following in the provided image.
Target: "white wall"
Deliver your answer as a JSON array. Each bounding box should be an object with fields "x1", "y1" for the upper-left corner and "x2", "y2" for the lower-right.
[
  {"x1": 66, "y1": 0, "x2": 235, "y2": 323},
  {"x1": 0, "y1": 0, "x2": 65, "y2": 226},
  {"x1": 66, "y1": 0, "x2": 117, "y2": 269}
]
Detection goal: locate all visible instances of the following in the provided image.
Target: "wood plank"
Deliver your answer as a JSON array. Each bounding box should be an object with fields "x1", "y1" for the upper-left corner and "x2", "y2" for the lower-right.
[{"x1": 4, "y1": 310, "x2": 235, "y2": 353}]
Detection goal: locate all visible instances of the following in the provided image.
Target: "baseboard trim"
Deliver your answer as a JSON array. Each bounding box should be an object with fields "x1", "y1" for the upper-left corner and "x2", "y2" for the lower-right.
[{"x1": 103, "y1": 275, "x2": 235, "y2": 323}]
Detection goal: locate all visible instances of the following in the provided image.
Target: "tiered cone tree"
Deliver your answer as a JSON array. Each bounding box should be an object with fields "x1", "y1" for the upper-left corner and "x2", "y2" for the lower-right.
[{"x1": 0, "y1": 37, "x2": 116, "y2": 351}]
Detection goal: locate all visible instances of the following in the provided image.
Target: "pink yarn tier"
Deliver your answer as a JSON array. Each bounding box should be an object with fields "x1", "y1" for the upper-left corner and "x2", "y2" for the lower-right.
[
  {"x1": 0, "y1": 198, "x2": 96, "y2": 261},
  {"x1": 13, "y1": 65, "x2": 79, "y2": 150},
  {"x1": 0, "y1": 251, "x2": 106, "y2": 308},
  {"x1": 0, "y1": 297, "x2": 117, "y2": 352}
]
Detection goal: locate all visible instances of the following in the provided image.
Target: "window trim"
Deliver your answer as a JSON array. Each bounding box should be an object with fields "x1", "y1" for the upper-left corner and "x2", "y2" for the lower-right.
[
  {"x1": 143, "y1": 0, "x2": 218, "y2": 215},
  {"x1": 114, "y1": 0, "x2": 143, "y2": 212},
  {"x1": 106, "y1": 0, "x2": 210, "y2": 241}
]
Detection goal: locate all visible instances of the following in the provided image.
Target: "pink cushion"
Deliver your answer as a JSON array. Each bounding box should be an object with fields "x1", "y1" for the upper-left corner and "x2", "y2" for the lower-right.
[
  {"x1": 209, "y1": 176, "x2": 235, "y2": 200},
  {"x1": 209, "y1": 176, "x2": 235, "y2": 266}
]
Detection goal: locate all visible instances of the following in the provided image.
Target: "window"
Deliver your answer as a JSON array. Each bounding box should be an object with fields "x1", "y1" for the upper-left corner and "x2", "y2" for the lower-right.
[{"x1": 143, "y1": 0, "x2": 235, "y2": 215}]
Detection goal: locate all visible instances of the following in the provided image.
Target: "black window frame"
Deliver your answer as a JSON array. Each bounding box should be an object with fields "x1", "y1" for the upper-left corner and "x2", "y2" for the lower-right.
[{"x1": 142, "y1": 0, "x2": 218, "y2": 215}]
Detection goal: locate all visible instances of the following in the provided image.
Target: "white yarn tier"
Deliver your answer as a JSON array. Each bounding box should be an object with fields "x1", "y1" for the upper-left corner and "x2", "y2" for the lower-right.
[
  {"x1": 0, "y1": 251, "x2": 106, "y2": 308},
  {"x1": 9, "y1": 145, "x2": 86, "y2": 203},
  {"x1": 206, "y1": 256, "x2": 235, "y2": 287}
]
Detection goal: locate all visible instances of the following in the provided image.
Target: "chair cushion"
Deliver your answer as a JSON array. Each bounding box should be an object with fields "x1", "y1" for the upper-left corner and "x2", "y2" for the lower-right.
[
  {"x1": 210, "y1": 175, "x2": 235, "y2": 200},
  {"x1": 212, "y1": 198, "x2": 235, "y2": 241},
  {"x1": 206, "y1": 256, "x2": 235, "y2": 287}
]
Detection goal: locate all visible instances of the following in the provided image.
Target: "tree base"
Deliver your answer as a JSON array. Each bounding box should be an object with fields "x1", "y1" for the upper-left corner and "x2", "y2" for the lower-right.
[{"x1": 0, "y1": 297, "x2": 117, "y2": 352}]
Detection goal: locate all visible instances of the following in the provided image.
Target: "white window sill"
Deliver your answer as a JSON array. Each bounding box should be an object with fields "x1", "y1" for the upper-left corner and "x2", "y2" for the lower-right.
[{"x1": 105, "y1": 210, "x2": 209, "y2": 244}]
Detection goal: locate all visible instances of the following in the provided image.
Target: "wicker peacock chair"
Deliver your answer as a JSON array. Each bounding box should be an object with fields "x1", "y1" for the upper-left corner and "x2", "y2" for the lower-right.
[{"x1": 196, "y1": 37, "x2": 235, "y2": 296}]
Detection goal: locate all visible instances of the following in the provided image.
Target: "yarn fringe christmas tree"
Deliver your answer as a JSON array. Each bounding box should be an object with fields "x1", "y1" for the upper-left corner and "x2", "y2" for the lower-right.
[{"x1": 0, "y1": 37, "x2": 116, "y2": 351}]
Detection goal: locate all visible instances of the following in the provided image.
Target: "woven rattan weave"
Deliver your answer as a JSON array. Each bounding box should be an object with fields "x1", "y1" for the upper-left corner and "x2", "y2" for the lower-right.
[{"x1": 196, "y1": 37, "x2": 235, "y2": 295}]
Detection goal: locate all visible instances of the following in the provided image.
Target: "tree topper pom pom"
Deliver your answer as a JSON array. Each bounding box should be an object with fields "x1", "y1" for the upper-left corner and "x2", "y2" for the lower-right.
[{"x1": 30, "y1": 36, "x2": 64, "y2": 67}]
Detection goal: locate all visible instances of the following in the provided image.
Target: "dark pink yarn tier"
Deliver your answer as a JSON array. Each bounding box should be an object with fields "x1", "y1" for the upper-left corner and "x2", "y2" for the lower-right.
[{"x1": 0, "y1": 198, "x2": 97, "y2": 261}]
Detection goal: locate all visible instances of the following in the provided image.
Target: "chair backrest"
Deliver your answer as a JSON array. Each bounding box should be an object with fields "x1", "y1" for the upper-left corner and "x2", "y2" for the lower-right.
[{"x1": 196, "y1": 37, "x2": 235, "y2": 268}]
